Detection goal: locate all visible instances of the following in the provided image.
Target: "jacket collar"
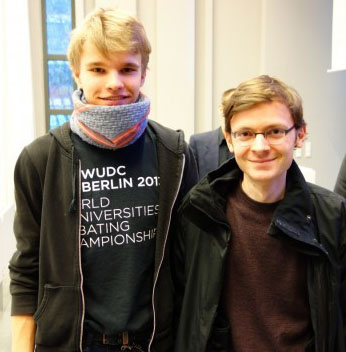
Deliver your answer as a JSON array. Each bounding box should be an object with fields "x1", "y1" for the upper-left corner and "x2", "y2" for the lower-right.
[
  {"x1": 50, "y1": 121, "x2": 74, "y2": 154},
  {"x1": 50, "y1": 120, "x2": 185, "y2": 156},
  {"x1": 188, "y1": 158, "x2": 327, "y2": 255}
]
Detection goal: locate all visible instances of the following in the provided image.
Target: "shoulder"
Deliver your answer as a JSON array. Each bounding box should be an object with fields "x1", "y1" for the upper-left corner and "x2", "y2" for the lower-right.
[
  {"x1": 148, "y1": 119, "x2": 184, "y2": 137},
  {"x1": 148, "y1": 119, "x2": 186, "y2": 153},
  {"x1": 17, "y1": 123, "x2": 71, "y2": 170},
  {"x1": 17, "y1": 133, "x2": 53, "y2": 168},
  {"x1": 189, "y1": 128, "x2": 220, "y2": 144},
  {"x1": 25, "y1": 134, "x2": 50, "y2": 154},
  {"x1": 308, "y1": 182, "x2": 343, "y2": 201},
  {"x1": 307, "y1": 182, "x2": 346, "y2": 216},
  {"x1": 306, "y1": 183, "x2": 346, "y2": 254},
  {"x1": 14, "y1": 133, "x2": 55, "y2": 191}
]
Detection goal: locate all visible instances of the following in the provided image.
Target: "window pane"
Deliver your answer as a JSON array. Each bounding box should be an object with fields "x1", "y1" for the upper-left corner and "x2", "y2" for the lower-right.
[
  {"x1": 49, "y1": 114, "x2": 71, "y2": 130},
  {"x1": 46, "y1": 0, "x2": 72, "y2": 54},
  {"x1": 48, "y1": 60, "x2": 74, "y2": 110}
]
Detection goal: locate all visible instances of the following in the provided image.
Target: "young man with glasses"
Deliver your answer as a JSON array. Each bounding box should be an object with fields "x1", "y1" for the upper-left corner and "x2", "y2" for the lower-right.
[{"x1": 174, "y1": 75, "x2": 346, "y2": 351}]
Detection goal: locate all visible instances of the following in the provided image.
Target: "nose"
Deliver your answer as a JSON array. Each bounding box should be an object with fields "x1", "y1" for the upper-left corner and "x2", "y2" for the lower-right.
[
  {"x1": 106, "y1": 71, "x2": 124, "y2": 90},
  {"x1": 250, "y1": 133, "x2": 270, "y2": 151}
]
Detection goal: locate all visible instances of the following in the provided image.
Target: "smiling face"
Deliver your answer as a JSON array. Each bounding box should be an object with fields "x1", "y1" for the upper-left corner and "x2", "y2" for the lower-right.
[
  {"x1": 73, "y1": 40, "x2": 146, "y2": 106},
  {"x1": 226, "y1": 100, "x2": 306, "y2": 196}
]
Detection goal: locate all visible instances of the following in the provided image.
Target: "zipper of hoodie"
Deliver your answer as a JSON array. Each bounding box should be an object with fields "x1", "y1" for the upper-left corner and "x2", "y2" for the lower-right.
[
  {"x1": 148, "y1": 154, "x2": 185, "y2": 352},
  {"x1": 77, "y1": 160, "x2": 85, "y2": 352}
]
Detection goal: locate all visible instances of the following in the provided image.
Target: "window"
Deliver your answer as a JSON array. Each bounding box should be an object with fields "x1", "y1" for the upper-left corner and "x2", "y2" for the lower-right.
[
  {"x1": 329, "y1": 0, "x2": 346, "y2": 72},
  {"x1": 42, "y1": 0, "x2": 75, "y2": 130}
]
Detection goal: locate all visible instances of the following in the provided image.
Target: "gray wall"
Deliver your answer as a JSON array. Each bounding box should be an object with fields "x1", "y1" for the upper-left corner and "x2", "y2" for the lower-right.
[
  {"x1": 212, "y1": 0, "x2": 346, "y2": 190},
  {"x1": 263, "y1": 0, "x2": 346, "y2": 189}
]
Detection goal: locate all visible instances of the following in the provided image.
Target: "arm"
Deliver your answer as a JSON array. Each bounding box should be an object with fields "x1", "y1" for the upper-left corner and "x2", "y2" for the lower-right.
[
  {"x1": 12, "y1": 315, "x2": 36, "y2": 352},
  {"x1": 341, "y1": 201, "x2": 346, "y2": 343},
  {"x1": 171, "y1": 205, "x2": 187, "y2": 338},
  {"x1": 171, "y1": 142, "x2": 197, "y2": 338},
  {"x1": 188, "y1": 135, "x2": 198, "y2": 163},
  {"x1": 9, "y1": 147, "x2": 44, "y2": 345},
  {"x1": 334, "y1": 155, "x2": 346, "y2": 198},
  {"x1": 176, "y1": 142, "x2": 198, "y2": 205},
  {"x1": 188, "y1": 135, "x2": 200, "y2": 178}
]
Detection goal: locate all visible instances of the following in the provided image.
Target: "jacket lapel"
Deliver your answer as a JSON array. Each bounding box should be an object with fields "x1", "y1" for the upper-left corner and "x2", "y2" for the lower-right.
[{"x1": 199, "y1": 129, "x2": 220, "y2": 177}]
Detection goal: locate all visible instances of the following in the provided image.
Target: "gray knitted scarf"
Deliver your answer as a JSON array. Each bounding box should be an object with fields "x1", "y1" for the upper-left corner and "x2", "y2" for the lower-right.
[{"x1": 70, "y1": 89, "x2": 150, "y2": 149}]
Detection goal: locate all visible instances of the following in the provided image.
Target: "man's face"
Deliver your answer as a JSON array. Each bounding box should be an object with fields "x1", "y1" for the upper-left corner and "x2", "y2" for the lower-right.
[
  {"x1": 226, "y1": 101, "x2": 306, "y2": 191},
  {"x1": 73, "y1": 40, "x2": 146, "y2": 106}
]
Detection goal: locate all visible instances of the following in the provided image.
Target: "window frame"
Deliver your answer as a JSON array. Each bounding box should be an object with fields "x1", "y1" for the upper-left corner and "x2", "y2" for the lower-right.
[{"x1": 41, "y1": 0, "x2": 76, "y2": 131}]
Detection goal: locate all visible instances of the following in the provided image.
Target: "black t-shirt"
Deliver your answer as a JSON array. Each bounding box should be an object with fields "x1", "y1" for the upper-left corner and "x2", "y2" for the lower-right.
[{"x1": 72, "y1": 129, "x2": 159, "y2": 334}]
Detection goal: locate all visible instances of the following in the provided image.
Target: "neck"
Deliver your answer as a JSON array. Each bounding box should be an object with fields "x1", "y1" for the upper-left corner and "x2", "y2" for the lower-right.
[
  {"x1": 70, "y1": 89, "x2": 150, "y2": 149},
  {"x1": 241, "y1": 174, "x2": 286, "y2": 203}
]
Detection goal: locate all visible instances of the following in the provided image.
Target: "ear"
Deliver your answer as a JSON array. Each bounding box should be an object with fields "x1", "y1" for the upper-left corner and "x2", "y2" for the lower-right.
[
  {"x1": 224, "y1": 131, "x2": 234, "y2": 153},
  {"x1": 72, "y1": 67, "x2": 81, "y2": 87},
  {"x1": 295, "y1": 125, "x2": 306, "y2": 148},
  {"x1": 140, "y1": 69, "x2": 146, "y2": 87}
]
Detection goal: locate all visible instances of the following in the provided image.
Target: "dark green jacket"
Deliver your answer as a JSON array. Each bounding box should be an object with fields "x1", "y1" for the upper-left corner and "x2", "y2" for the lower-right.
[
  {"x1": 9, "y1": 121, "x2": 197, "y2": 352},
  {"x1": 174, "y1": 158, "x2": 346, "y2": 352}
]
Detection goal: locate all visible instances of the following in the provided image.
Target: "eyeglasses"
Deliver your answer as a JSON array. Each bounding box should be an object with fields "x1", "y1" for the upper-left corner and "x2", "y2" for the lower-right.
[{"x1": 231, "y1": 125, "x2": 296, "y2": 146}]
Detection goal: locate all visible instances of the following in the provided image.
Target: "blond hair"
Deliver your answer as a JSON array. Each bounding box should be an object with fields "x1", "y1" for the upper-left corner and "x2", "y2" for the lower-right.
[
  {"x1": 67, "y1": 7, "x2": 151, "y2": 72},
  {"x1": 223, "y1": 75, "x2": 305, "y2": 133},
  {"x1": 220, "y1": 88, "x2": 235, "y2": 111}
]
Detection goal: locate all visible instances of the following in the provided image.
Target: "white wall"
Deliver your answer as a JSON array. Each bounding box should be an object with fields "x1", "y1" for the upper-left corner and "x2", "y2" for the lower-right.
[
  {"x1": 261, "y1": 0, "x2": 346, "y2": 189},
  {"x1": 330, "y1": 0, "x2": 346, "y2": 71},
  {"x1": 0, "y1": 0, "x2": 35, "y2": 213},
  {"x1": 213, "y1": 0, "x2": 262, "y2": 127},
  {"x1": 0, "y1": 0, "x2": 35, "y2": 292},
  {"x1": 194, "y1": 0, "x2": 345, "y2": 190}
]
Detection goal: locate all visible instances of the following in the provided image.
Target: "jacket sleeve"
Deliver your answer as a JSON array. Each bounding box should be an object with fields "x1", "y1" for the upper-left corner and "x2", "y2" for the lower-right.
[
  {"x1": 176, "y1": 142, "x2": 198, "y2": 206},
  {"x1": 334, "y1": 155, "x2": 346, "y2": 198},
  {"x1": 188, "y1": 135, "x2": 199, "y2": 172},
  {"x1": 171, "y1": 203, "x2": 187, "y2": 338},
  {"x1": 335, "y1": 156, "x2": 346, "y2": 341},
  {"x1": 170, "y1": 142, "x2": 197, "y2": 338},
  {"x1": 172, "y1": 141, "x2": 197, "y2": 309},
  {"x1": 341, "y1": 201, "x2": 346, "y2": 342},
  {"x1": 9, "y1": 147, "x2": 44, "y2": 315}
]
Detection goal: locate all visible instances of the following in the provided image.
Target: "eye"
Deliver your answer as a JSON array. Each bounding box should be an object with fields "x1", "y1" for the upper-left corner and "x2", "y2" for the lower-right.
[
  {"x1": 266, "y1": 128, "x2": 285, "y2": 138},
  {"x1": 121, "y1": 67, "x2": 138, "y2": 74},
  {"x1": 237, "y1": 130, "x2": 254, "y2": 140},
  {"x1": 91, "y1": 67, "x2": 105, "y2": 73}
]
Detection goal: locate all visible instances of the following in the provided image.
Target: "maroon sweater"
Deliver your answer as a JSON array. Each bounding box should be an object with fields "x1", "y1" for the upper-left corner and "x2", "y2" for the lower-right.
[{"x1": 222, "y1": 185, "x2": 313, "y2": 351}]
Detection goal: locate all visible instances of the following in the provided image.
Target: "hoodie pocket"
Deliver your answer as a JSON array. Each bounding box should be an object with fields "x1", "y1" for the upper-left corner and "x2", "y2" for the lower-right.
[
  {"x1": 33, "y1": 285, "x2": 80, "y2": 348},
  {"x1": 206, "y1": 312, "x2": 230, "y2": 352}
]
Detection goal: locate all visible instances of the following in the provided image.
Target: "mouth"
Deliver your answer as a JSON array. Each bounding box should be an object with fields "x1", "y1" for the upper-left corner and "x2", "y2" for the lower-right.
[
  {"x1": 99, "y1": 96, "x2": 130, "y2": 104},
  {"x1": 249, "y1": 158, "x2": 276, "y2": 164}
]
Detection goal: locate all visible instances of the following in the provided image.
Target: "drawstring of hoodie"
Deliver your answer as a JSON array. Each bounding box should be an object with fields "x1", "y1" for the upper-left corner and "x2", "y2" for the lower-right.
[{"x1": 69, "y1": 146, "x2": 77, "y2": 213}]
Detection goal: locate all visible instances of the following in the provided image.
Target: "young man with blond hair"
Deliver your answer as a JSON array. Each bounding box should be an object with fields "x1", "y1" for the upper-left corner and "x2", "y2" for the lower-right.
[
  {"x1": 10, "y1": 7, "x2": 197, "y2": 351},
  {"x1": 174, "y1": 75, "x2": 346, "y2": 351}
]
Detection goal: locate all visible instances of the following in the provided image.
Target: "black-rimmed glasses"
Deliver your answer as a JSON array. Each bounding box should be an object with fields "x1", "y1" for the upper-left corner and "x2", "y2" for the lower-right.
[{"x1": 231, "y1": 125, "x2": 296, "y2": 146}]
